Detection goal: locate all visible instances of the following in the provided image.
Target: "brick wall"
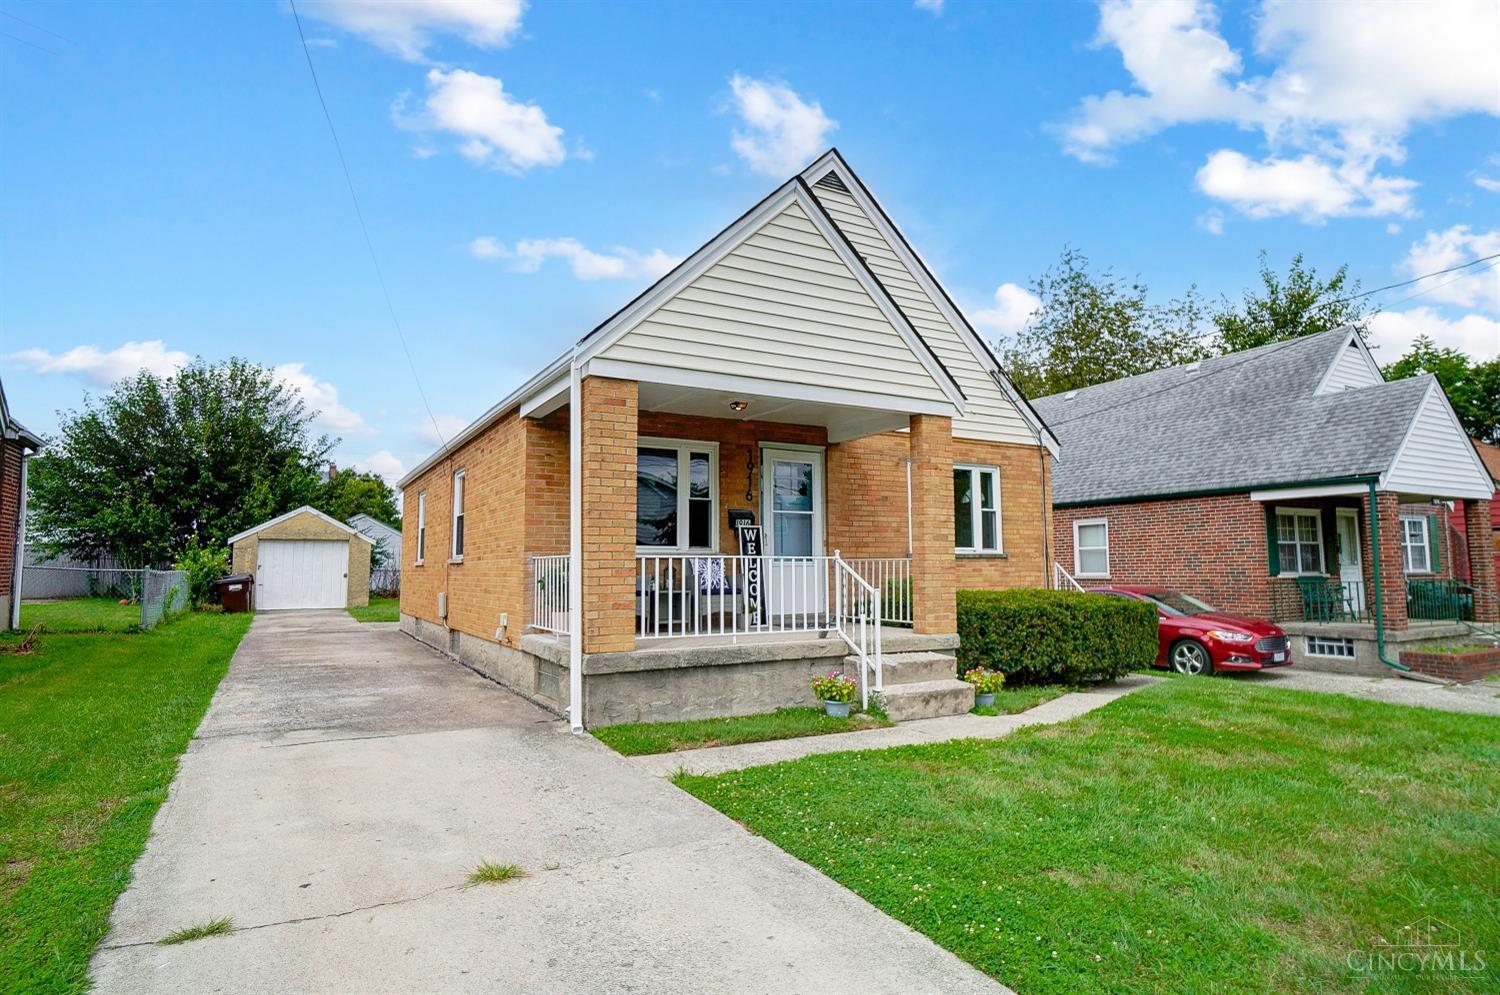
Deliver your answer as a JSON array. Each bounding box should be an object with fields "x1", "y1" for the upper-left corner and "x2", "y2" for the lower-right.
[
  {"x1": 580, "y1": 377, "x2": 637, "y2": 652},
  {"x1": 0, "y1": 440, "x2": 20, "y2": 604},
  {"x1": 909, "y1": 414, "x2": 956, "y2": 633},
  {"x1": 230, "y1": 509, "x2": 372, "y2": 607},
  {"x1": 1466, "y1": 499, "x2": 1498, "y2": 622},
  {"x1": 1400, "y1": 645, "x2": 1500, "y2": 682}
]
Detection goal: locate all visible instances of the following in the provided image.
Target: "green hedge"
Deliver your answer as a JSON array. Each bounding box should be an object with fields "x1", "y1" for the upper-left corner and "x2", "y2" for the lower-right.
[{"x1": 955, "y1": 589, "x2": 1157, "y2": 685}]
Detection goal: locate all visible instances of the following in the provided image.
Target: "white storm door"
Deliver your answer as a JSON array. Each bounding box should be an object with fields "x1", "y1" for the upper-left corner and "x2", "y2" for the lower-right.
[
  {"x1": 761, "y1": 448, "x2": 826, "y2": 624},
  {"x1": 1335, "y1": 509, "x2": 1364, "y2": 614},
  {"x1": 258, "y1": 540, "x2": 348, "y2": 610}
]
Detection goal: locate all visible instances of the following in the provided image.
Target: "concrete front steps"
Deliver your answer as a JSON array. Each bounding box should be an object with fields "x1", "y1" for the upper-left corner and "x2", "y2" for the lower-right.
[{"x1": 843, "y1": 650, "x2": 974, "y2": 721}]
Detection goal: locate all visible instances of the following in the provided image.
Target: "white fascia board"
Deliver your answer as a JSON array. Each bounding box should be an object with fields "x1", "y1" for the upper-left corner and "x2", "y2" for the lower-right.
[
  {"x1": 1380, "y1": 378, "x2": 1496, "y2": 500},
  {"x1": 397, "y1": 349, "x2": 572, "y2": 488},
  {"x1": 519, "y1": 373, "x2": 569, "y2": 419},
  {"x1": 584, "y1": 358, "x2": 957, "y2": 418},
  {"x1": 801, "y1": 150, "x2": 1059, "y2": 456},
  {"x1": 227, "y1": 505, "x2": 363, "y2": 545},
  {"x1": 1248, "y1": 483, "x2": 1370, "y2": 501},
  {"x1": 575, "y1": 178, "x2": 967, "y2": 415}
]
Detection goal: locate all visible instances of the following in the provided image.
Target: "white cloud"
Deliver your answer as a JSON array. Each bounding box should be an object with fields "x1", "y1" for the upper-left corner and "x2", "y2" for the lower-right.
[
  {"x1": 6, "y1": 339, "x2": 189, "y2": 384},
  {"x1": 274, "y1": 363, "x2": 372, "y2": 436},
  {"x1": 1368, "y1": 308, "x2": 1500, "y2": 362},
  {"x1": 419, "y1": 413, "x2": 471, "y2": 447},
  {"x1": 1476, "y1": 176, "x2": 1500, "y2": 194},
  {"x1": 348, "y1": 449, "x2": 407, "y2": 486},
  {"x1": 1397, "y1": 226, "x2": 1500, "y2": 312},
  {"x1": 727, "y1": 75, "x2": 837, "y2": 177},
  {"x1": 1060, "y1": 0, "x2": 1500, "y2": 220},
  {"x1": 915, "y1": 0, "x2": 945, "y2": 14},
  {"x1": 299, "y1": 0, "x2": 525, "y2": 62},
  {"x1": 1197, "y1": 210, "x2": 1225, "y2": 235},
  {"x1": 398, "y1": 68, "x2": 564, "y2": 173},
  {"x1": 471, "y1": 236, "x2": 681, "y2": 280},
  {"x1": 972, "y1": 283, "x2": 1041, "y2": 336}
]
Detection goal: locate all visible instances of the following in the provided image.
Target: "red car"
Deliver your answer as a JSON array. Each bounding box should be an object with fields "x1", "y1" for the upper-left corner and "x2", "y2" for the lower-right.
[{"x1": 1091, "y1": 587, "x2": 1292, "y2": 675}]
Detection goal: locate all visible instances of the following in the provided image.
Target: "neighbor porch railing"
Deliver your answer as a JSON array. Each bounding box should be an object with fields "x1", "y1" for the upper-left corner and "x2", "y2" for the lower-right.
[{"x1": 1269, "y1": 576, "x2": 1371, "y2": 623}]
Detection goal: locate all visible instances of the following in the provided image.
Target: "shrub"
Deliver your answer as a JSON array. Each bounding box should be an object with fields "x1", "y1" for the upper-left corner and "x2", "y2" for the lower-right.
[
  {"x1": 174, "y1": 539, "x2": 230, "y2": 610},
  {"x1": 956, "y1": 589, "x2": 1156, "y2": 685}
]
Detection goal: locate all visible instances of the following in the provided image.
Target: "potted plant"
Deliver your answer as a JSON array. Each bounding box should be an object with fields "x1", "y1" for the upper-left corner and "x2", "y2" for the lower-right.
[
  {"x1": 811, "y1": 671, "x2": 858, "y2": 718},
  {"x1": 963, "y1": 667, "x2": 1005, "y2": 707}
]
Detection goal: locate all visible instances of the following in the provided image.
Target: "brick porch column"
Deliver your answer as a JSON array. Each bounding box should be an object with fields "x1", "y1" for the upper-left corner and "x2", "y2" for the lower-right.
[
  {"x1": 909, "y1": 414, "x2": 956, "y2": 634},
  {"x1": 580, "y1": 376, "x2": 637, "y2": 653},
  {"x1": 1465, "y1": 499, "x2": 1498, "y2": 623},
  {"x1": 1364, "y1": 490, "x2": 1408, "y2": 631}
]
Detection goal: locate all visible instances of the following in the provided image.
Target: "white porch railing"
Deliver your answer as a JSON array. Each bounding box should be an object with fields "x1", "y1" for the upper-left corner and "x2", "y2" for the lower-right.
[
  {"x1": 531, "y1": 554, "x2": 571, "y2": 634},
  {"x1": 1054, "y1": 561, "x2": 1086, "y2": 592}
]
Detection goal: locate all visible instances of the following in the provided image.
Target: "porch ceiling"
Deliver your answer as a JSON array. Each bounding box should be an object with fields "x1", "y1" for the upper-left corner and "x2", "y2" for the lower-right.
[{"x1": 635, "y1": 380, "x2": 909, "y2": 443}]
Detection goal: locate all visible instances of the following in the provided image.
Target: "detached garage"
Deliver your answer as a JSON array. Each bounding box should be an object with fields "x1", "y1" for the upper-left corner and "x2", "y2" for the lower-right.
[{"x1": 229, "y1": 507, "x2": 372, "y2": 610}]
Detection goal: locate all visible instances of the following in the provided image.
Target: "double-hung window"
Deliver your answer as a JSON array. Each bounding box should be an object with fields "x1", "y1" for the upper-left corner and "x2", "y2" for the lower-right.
[
  {"x1": 1401, "y1": 515, "x2": 1431, "y2": 573},
  {"x1": 1275, "y1": 508, "x2": 1324, "y2": 575},
  {"x1": 416, "y1": 492, "x2": 427, "y2": 564},
  {"x1": 953, "y1": 464, "x2": 1001, "y2": 553},
  {"x1": 1073, "y1": 518, "x2": 1109, "y2": 578},
  {"x1": 636, "y1": 439, "x2": 717, "y2": 551},
  {"x1": 450, "y1": 469, "x2": 465, "y2": 561}
]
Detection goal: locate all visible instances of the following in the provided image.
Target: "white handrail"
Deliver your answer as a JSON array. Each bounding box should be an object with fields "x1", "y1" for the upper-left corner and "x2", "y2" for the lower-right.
[
  {"x1": 832, "y1": 550, "x2": 882, "y2": 710},
  {"x1": 1054, "y1": 561, "x2": 1086, "y2": 592}
]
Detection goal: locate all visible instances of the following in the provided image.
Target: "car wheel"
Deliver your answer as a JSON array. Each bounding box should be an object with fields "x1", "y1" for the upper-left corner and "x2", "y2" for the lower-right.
[{"x1": 1170, "y1": 639, "x2": 1213, "y2": 676}]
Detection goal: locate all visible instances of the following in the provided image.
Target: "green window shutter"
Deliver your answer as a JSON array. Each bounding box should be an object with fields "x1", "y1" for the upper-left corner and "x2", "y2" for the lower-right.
[
  {"x1": 1264, "y1": 506, "x2": 1280, "y2": 576},
  {"x1": 1320, "y1": 507, "x2": 1338, "y2": 573},
  {"x1": 1428, "y1": 516, "x2": 1440, "y2": 573}
]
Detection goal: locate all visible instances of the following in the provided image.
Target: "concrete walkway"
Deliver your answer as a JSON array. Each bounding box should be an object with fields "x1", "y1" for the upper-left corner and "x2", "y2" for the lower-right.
[
  {"x1": 1235, "y1": 667, "x2": 1500, "y2": 716},
  {"x1": 631, "y1": 675, "x2": 1161, "y2": 777},
  {"x1": 90, "y1": 610, "x2": 1005, "y2": 995}
]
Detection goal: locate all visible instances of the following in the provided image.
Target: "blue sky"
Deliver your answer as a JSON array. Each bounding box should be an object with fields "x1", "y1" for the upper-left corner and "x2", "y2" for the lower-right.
[{"x1": 3, "y1": 0, "x2": 1497, "y2": 486}]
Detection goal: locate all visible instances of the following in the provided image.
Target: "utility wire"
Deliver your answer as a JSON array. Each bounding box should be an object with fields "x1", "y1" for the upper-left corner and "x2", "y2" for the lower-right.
[
  {"x1": 1322, "y1": 251, "x2": 1500, "y2": 309},
  {"x1": 287, "y1": 0, "x2": 449, "y2": 454}
]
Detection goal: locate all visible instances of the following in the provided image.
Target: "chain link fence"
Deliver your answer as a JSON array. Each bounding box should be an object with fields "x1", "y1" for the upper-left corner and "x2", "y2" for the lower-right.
[
  {"x1": 20, "y1": 547, "x2": 189, "y2": 631},
  {"x1": 140, "y1": 569, "x2": 189, "y2": 630}
]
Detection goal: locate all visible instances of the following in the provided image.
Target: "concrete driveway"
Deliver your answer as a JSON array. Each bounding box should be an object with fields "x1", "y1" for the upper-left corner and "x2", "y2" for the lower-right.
[{"x1": 91, "y1": 610, "x2": 1004, "y2": 995}]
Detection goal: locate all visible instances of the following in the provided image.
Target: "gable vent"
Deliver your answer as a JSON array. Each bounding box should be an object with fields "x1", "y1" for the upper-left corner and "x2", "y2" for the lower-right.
[{"x1": 814, "y1": 172, "x2": 849, "y2": 193}]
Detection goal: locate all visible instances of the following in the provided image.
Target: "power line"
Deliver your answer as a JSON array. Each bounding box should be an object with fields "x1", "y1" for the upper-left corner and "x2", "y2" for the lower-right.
[
  {"x1": 1325, "y1": 251, "x2": 1500, "y2": 309},
  {"x1": 1375, "y1": 257, "x2": 1500, "y2": 309},
  {"x1": 287, "y1": 0, "x2": 449, "y2": 455},
  {"x1": 0, "y1": 9, "x2": 73, "y2": 45}
]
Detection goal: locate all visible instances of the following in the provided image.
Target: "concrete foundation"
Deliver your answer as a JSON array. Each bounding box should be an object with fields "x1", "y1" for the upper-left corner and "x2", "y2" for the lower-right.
[
  {"x1": 401, "y1": 613, "x2": 569, "y2": 718},
  {"x1": 1281, "y1": 621, "x2": 1474, "y2": 677}
]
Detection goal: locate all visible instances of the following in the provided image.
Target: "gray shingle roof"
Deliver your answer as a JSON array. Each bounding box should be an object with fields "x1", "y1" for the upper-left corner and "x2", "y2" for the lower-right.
[{"x1": 1033, "y1": 329, "x2": 1432, "y2": 505}]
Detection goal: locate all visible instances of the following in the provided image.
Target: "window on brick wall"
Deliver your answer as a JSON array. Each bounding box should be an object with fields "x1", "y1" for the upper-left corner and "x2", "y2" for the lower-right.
[
  {"x1": 1073, "y1": 518, "x2": 1109, "y2": 578},
  {"x1": 451, "y1": 469, "x2": 465, "y2": 561},
  {"x1": 1275, "y1": 508, "x2": 1324, "y2": 576},
  {"x1": 636, "y1": 438, "x2": 718, "y2": 551},
  {"x1": 1401, "y1": 515, "x2": 1431, "y2": 573},
  {"x1": 953, "y1": 464, "x2": 1001, "y2": 553},
  {"x1": 416, "y1": 492, "x2": 426, "y2": 564}
]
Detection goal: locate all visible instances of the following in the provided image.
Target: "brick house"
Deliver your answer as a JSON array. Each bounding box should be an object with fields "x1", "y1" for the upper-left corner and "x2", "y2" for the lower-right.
[
  {"x1": 1, "y1": 377, "x2": 43, "y2": 630},
  {"x1": 398, "y1": 150, "x2": 1059, "y2": 730},
  {"x1": 1446, "y1": 439, "x2": 1500, "y2": 588},
  {"x1": 1038, "y1": 328, "x2": 1499, "y2": 677}
]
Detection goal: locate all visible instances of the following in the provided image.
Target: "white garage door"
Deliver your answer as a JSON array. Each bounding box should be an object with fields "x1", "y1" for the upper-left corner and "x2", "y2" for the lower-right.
[{"x1": 256, "y1": 540, "x2": 349, "y2": 610}]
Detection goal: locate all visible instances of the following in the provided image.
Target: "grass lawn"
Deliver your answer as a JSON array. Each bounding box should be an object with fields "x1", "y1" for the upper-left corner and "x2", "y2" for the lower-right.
[
  {"x1": 970, "y1": 684, "x2": 1071, "y2": 717},
  {"x1": 19, "y1": 598, "x2": 141, "y2": 633},
  {"x1": 347, "y1": 597, "x2": 399, "y2": 623},
  {"x1": 593, "y1": 706, "x2": 893, "y2": 756},
  {"x1": 679, "y1": 678, "x2": 1500, "y2": 994},
  {"x1": 0, "y1": 613, "x2": 252, "y2": 992}
]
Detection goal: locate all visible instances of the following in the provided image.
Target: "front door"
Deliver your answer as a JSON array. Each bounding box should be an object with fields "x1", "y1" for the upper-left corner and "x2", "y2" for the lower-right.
[
  {"x1": 761, "y1": 447, "x2": 826, "y2": 623},
  {"x1": 1335, "y1": 509, "x2": 1364, "y2": 615}
]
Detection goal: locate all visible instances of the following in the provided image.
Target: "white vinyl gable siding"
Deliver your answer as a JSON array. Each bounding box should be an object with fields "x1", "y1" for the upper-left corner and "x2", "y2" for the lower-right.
[
  {"x1": 1317, "y1": 338, "x2": 1383, "y2": 393},
  {"x1": 1383, "y1": 382, "x2": 1495, "y2": 500},
  {"x1": 809, "y1": 184, "x2": 1038, "y2": 446},
  {"x1": 597, "y1": 201, "x2": 951, "y2": 408}
]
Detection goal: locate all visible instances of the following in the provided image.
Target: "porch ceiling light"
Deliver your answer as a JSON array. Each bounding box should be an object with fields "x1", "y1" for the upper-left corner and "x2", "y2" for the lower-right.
[{"x1": 728, "y1": 400, "x2": 749, "y2": 411}]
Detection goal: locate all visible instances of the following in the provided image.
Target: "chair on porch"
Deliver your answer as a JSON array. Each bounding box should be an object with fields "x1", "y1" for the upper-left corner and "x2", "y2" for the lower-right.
[
  {"x1": 1295, "y1": 575, "x2": 1346, "y2": 622},
  {"x1": 686, "y1": 557, "x2": 749, "y2": 631}
]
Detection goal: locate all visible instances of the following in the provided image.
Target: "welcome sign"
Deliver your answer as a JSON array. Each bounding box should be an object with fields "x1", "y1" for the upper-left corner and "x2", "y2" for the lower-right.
[{"x1": 736, "y1": 523, "x2": 764, "y2": 624}]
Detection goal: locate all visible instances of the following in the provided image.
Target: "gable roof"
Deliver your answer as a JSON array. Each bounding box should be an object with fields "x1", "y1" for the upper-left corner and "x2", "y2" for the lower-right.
[
  {"x1": 348, "y1": 513, "x2": 402, "y2": 539},
  {"x1": 0, "y1": 376, "x2": 42, "y2": 450},
  {"x1": 227, "y1": 506, "x2": 369, "y2": 545},
  {"x1": 1034, "y1": 327, "x2": 1492, "y2": 505},
  {"x1": 1474, "y1": 439, "x2": 1500, "y2": 486}
]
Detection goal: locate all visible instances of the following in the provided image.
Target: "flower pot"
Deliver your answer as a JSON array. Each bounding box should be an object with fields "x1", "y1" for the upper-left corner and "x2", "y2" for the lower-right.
[
  {"x1": 822, "y1": 699, "x2": 852, "y2": 719},
  {"x1": 975, "y1": 692, "x2": 997, "y2": 708}
]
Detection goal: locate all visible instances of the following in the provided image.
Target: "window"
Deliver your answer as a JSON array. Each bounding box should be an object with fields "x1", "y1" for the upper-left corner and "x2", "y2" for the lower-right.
[
  {"x1": 451, "y1": 469, "x2": 465, "y2": 560},
  {"x1": 1401, "y1": 515, "x2": 1431, "y2": 573},
  {"x1": 636, "y1": 439, "x2": 717, "y2": 551},
  {"x1": 1275, "y1": 508, "x2": 1324, "y2": 575},
  {"x1": 416, "y1": 492, "x2": 426, "y2": 564},
  {"x1": 953, "y1": 465, "x2": 1001, "y2": 553},
  {"x1": 1073, "y1": 518, "x2": 1109, "y2": 577},
  {"x1": 1305, "y1": 636, "x2": 1356, "y2": 659}
]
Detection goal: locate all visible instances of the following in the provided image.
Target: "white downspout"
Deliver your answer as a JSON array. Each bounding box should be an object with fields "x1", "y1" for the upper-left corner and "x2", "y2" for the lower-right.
[
  {"x1": 904, "y1": 456, "x2": 913, "y2": 559},
  {"x1": 10, "y1": 452, "x2": 27, "y2": 630},
  {"x1": 568, "y1": 358, "x2": 584, "y2": 733}
]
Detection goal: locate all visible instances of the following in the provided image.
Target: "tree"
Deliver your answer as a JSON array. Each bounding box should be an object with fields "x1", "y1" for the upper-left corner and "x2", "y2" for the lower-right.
[
  {"x1": 1382, "y1": 336, "x2": 1500, "y2": 444},
  {"x1": 315, "y1": 468, "x2": 399, "y2": 528},
  {"x1": 28, "y1": 358, "x2": 333, "y2": 567},
  {"x1": 1214, "y1": 252, "x2": 1375, "y2": 352},
  {"x1": 1000, "y1": 247, "x2": 1213, "y2": 398}
]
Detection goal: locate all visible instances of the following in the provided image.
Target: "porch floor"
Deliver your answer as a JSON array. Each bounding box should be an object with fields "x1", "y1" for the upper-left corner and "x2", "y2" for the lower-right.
[{"x1": 523, "y1": 626, "x2": 956, "y2": 671}]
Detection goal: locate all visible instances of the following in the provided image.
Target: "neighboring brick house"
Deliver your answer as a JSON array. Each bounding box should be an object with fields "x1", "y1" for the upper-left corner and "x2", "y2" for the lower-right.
[
  {"x1": 1037, "y1": 328, "x2": 1498, "y2": 679},
  {"x1": 1, "y1": 378, "x2": 43, "y2": 630},
  {"x1": 1447, "y1": 439, "x2": 1500, "y2": 586},
  {"x1": 398, "y1": 150, "x2": 1059, "y2": 730}
]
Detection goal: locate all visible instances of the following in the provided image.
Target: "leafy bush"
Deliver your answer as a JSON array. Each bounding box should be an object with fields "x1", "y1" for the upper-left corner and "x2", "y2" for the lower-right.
[
  {"x1": 174, "y1": 539, "x2": 230, "y2": 610},
  {"x1": 956, "y1": 589, "x2": 1156, "y2": 685}
]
